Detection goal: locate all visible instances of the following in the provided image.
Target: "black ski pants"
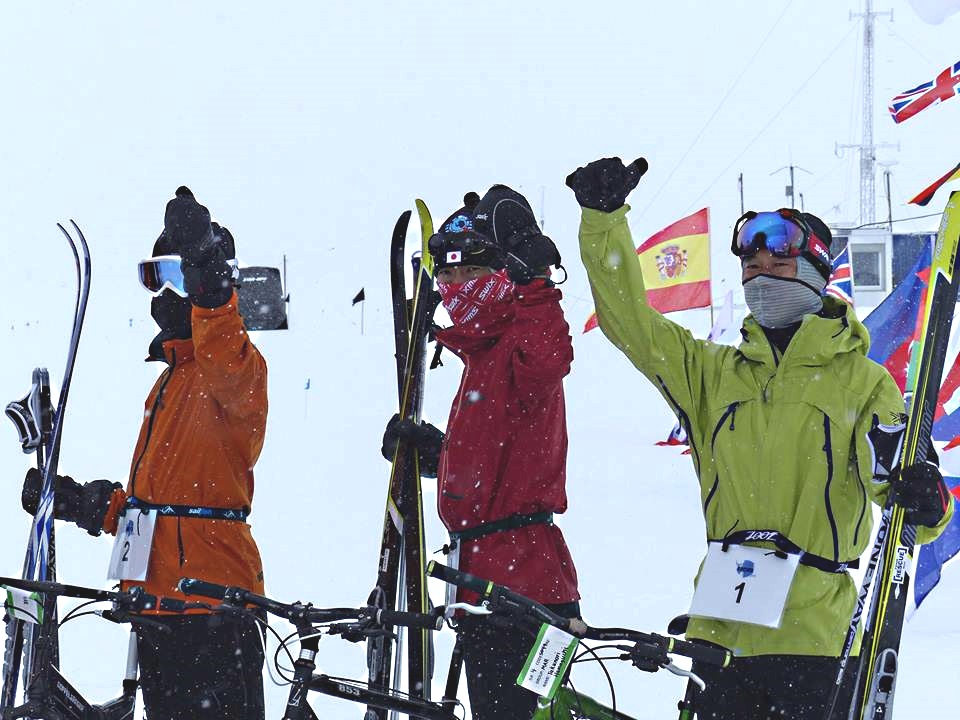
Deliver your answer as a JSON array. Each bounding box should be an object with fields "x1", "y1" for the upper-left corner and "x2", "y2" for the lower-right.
[
  {"x1": 458, "y1": 601, "x2": 580, "y2": 720},
  {"x1": 691, "y1": 652, "x2": 856, "y2": 720},
  {"x1": 134, "y1": 612, "x2": 265, "y2": 720}
]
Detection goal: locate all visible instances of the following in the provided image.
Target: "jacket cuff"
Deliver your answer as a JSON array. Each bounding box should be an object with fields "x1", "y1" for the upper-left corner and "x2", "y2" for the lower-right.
[
  {"x1": 192, "y1": 290, "x2": 239, "y2": 318},
  {"x1": 101, "y1": 487, "x2": 128, "y2": 536},
  {"x1": 580, "y1": 204, "x2": 631, "y2": 231}
]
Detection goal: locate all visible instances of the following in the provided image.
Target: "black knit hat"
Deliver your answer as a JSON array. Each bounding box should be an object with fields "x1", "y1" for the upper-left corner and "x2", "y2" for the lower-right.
[{"x1": 428, "y1": 192, "x2": 504, "y2": 271}]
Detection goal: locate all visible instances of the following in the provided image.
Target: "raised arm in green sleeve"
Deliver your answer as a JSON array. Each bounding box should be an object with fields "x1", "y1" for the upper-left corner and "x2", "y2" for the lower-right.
[{"x1": 578, "y1": 205, "x2": 725, "y2": 429}]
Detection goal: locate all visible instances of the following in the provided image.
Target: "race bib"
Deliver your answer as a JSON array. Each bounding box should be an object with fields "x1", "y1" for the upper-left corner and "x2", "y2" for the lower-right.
[
  {"x1": 688, "y1": 542, "x2": 800, "y2": 628},
  {"x1": 517, "y1": 623, "x2": 578, "y2": 699},
  {"x1": 107, "y1": 509, "x2": 157, "y2": 582},
  {"x1": 3, "y1": 586, "x2": 43, "y2": 625}
]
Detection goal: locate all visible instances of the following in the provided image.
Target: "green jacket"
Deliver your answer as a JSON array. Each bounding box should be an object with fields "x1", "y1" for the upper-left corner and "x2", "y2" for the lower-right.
[{"x1": 578, "y1": 205, "x2": 953, "y2": 657}]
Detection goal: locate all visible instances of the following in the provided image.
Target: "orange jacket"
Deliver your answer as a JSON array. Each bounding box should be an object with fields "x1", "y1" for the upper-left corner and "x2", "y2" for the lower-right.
[{"x1": 102, "y1": 293, "x2": 268, "y2": 611}]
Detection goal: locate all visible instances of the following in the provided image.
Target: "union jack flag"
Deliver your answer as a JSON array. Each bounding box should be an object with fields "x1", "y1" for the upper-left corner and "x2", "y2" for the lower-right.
[
  {"x1": 889, "y1": 60, "x2": 960, "y2": 124},
  {"x1": 824, "y1": 246, "x2": 854, "y2": 306}
]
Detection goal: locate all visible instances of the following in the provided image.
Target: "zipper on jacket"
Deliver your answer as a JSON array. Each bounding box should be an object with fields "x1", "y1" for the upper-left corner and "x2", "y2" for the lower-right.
[
  {"x1": 853, "y1": 469, "x2": 868, "y2": 547},
  {"x1": 177, "y1": 517, "x2": 185, "y2": 567},
  {"x1": 704, "y1": 403, "x2": 739, "y2": 517},
  {"x1": 130, "y1": 349, "x2": 177, "y2": 498},
  {"x1": 822, "y1": 413, "x2": 841, "y2": 561},
  {"x1": 655, "y1": 375, "x2": 700, "y2": 474}
]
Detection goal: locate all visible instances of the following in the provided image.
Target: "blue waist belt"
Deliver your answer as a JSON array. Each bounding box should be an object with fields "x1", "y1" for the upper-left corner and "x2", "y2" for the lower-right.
[
  {"x1": 125, "y1": 497, "x2": 249, "y2": 522},
  {"x1": 712, "y1": 529, "x2": 859, "y2": 574}
]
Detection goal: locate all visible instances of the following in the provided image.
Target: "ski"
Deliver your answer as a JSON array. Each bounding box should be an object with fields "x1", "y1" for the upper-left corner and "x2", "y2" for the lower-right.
[
  {"x1": 366, "y1": 203, "x2": 436, "y2": 718},
  {"x1": 399, "y1": 198, "x2": 436, "y2": 709},
  {"x1": 2, "y1": 221, "x2": 91, "y2": 711},
  {"x1": 848, "y1": 191, "x2": 960, "y2": 720}
]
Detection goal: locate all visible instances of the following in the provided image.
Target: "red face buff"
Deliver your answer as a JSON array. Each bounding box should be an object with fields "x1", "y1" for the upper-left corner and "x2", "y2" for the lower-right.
[{"x1": 437, "y1": 269, "x2": 514, "y2": 326}]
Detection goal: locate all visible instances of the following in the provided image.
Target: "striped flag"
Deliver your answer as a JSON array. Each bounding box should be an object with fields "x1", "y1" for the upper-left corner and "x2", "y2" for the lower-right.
[
  {"x1": 908, "y1": 162, "x2": 960, "y2": 207},
  {"x1": 824, "y1": 246, "x2": 854, "y2": 306},
  {"x1": 889, "y1": 59, "x2": 960, "y2": 124},
  {"x1": 584, "y1": 208, "x2": 711, "y2": 332}
]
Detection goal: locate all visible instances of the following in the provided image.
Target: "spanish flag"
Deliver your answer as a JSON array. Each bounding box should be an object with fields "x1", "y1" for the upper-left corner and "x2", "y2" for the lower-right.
[
  {"x1": 909, "y1": 162, "x2": 960, "y2": 206},
  {"x1": 584, "y1": 208, "x2": 711, "y2": 333}
]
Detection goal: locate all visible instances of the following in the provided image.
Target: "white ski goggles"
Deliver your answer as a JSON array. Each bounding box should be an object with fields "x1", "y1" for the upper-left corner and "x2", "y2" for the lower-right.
[
  {"x1": 138, "y1": 256, "x2": 240, "y2": 297},
  {"x1": 139, "y1": 255, "x2": 188, "y2": 297}
]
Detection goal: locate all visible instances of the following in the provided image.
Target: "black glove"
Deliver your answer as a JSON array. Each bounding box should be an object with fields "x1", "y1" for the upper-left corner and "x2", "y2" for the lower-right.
[
  {"x1": 502, "y1": 232, "x2": 561, "y2": 286},
  {"x1": 22, "y1": 468, "x2": 122, "y2": 537},
  {"x1": 889, "y1": 462, "x2": 952, "y2": 527},
  {"x1": 164, "y1": 187, "x2": 235, "y2": 308},
  {"x1": 565, "y1": 157, "x2": 648, "y2": 212},
  {"x1": 381, "y1": 414, "x2": 445, "y2": 478}
]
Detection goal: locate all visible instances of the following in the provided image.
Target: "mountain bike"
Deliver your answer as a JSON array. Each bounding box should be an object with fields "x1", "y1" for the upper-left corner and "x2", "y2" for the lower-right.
[
  {"x1": 426, "y1": 562, "x2": 733, "y2": 720},
  {"x1": 177, "y1": 577, "x2": 460, "y2": 720}
]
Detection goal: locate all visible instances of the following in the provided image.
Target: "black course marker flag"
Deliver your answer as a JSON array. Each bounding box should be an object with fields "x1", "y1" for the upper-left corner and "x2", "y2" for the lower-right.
[{"x1": 353, "y1": 287, "x2": 366, "y2": 334}]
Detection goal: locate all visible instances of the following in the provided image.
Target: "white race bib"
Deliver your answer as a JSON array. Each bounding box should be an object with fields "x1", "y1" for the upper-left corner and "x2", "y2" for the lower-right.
[
  {"x1": 517, "y1": 623, "x2": 578, "y2": 699},
  {"x1": 688, "y1": 542, "x2": 800, "y2": 629},
  {"x1": 107, "y1": 509, "x2": 157, "y2": 582},
  {"x1": 3, "y1": 586, "x2": 43, "y2": 625}
]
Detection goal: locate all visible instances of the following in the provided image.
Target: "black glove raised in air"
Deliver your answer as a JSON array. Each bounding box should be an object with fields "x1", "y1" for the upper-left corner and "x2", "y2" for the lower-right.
[
  {"x1": 381, "y1": 414, "x2": 445, "y2": 479},
  {"x1": 22, "y1": 468, "x2": 122, "y2": 537},
  {"x1": 889, "y1": 462, "x2": 952, "y2": 528},
  {"x1": 565, "y1": 156, "x2": 648, "y2": 213},
  {"x1": 164, "y1": 186, "x2": 236, "y2": 308},
  {"x1": 471, "y1": 184, "x2": 560, "y2": 285}
]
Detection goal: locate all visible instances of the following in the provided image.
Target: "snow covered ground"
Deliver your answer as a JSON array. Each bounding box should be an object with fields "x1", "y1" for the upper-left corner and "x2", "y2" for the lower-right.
[{"x1": 2, "y1": 2, "x2": 959, "y2": 717}]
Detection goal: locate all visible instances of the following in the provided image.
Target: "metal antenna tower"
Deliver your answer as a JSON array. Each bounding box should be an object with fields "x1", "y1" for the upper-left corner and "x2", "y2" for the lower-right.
[{"x1": 838, "y1": 0, "x2": 894, "y2": 225}]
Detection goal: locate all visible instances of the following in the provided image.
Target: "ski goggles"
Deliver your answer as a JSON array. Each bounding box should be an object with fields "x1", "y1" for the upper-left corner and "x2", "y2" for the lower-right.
[
  {"x1": 139, "y1": 255, "x2": 187, "y2": 297},
  {"x1": 138, "y1": 255, "x2": 241, "y2": 297},
  {"x1": 731, "y1": 209, "x2": 831, "y2": 274}
]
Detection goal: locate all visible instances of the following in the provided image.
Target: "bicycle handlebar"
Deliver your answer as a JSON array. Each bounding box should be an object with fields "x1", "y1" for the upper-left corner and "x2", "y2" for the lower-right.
[
  {"x1": 177, "y1": 577, "x2": 444, "y2": 630},
  {"x1": 426, "y1": 562, "x2": 732, "y2": 668},
  {"x1": 0, "y1": 575, "x2": 183, "y2": 614}
]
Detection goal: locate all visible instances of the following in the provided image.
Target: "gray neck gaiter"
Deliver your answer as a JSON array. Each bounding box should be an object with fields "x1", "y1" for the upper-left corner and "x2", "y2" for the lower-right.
[{"x1": 743, "y1": 274, "x2": 824, "y2": 328}]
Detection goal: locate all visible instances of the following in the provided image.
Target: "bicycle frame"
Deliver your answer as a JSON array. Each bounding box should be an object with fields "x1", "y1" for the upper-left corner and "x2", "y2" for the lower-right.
[
  {"x1": 0, "y1": 577, "x2": 141, "y2": 720},
  {"x1": 178, "y1": 577, "x2": 462, "y2": 720}
]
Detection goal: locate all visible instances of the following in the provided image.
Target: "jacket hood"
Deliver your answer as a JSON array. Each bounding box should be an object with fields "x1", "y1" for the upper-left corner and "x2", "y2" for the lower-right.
[{"x1": 738, "y1": 296, "x2": 869, "y2": 367}]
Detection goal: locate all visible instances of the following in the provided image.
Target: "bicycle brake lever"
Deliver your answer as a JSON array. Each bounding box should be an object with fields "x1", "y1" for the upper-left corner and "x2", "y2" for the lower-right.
[
  {"x1": 664, "y1": 662, "x2": 706, "y2": 691},
  {"x1": 444, "y1": 602, "x2": 492, "y2": 618}
]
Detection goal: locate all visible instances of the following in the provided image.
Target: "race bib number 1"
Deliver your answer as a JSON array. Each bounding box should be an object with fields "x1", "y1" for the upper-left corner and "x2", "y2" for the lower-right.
[
  {"x1": 517, "y1": 624, "x2": 578, "y2": 699},
  {"x1": 688, "y1": 542, "x2": 800, "y2": 629},
  {"x1": 107, "y1": 509, "x2": 156, "y2": 582}
]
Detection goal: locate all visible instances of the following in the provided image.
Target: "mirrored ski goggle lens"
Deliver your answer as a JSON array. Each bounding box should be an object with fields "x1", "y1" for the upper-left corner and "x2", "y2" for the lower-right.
[
  {"x1": 139, "y1": 256, "x2": 187, "y2": 297},
  {"x1": 734, "y1": 212, "x2": 806, "y2": 258}
]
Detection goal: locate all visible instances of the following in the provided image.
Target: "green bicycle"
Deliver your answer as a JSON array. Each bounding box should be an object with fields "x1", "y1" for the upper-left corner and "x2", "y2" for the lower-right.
[{"x1": 427, "y1": 562, "x2": 731, "y2": 720}]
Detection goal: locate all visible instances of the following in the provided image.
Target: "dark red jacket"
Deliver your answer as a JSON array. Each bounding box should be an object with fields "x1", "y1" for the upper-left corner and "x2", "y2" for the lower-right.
[{"x1": 436, "y1": 280, "x2": 579, "y2": 605}]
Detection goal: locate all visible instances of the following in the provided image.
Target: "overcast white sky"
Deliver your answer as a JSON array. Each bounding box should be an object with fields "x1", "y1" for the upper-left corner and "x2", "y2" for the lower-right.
[{"x1": 1, "y1": 2, "x2": 959, "y2": 714}]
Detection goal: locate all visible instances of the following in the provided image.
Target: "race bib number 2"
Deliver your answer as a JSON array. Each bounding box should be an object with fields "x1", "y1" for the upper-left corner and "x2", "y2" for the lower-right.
[
  {"x1": 107, "y1": 509, "x2": 156, "y2": 582},
  {"x1": 688, "y1": 542, "x2": 800, "y2": 629}
]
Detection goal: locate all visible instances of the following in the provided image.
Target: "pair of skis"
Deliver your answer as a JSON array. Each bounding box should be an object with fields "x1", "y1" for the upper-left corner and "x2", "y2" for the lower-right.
[
  {"x1": 824, "y1": 191, "x2": 960, "y2": 719},
  {"x1": 2, "y1": 222, "x2": 91, "y2": 712},
  {"x1": 366, "y1": 201, "x2": 437, "y2": 718}
]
